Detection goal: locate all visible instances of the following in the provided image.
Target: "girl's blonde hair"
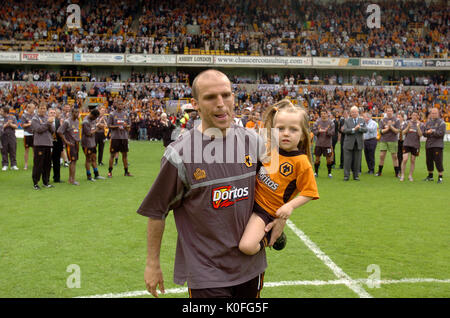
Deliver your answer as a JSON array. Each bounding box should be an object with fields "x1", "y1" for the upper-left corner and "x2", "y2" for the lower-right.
[{"x1": 262, "y1": 99, "x2": 312, "y2": 163}]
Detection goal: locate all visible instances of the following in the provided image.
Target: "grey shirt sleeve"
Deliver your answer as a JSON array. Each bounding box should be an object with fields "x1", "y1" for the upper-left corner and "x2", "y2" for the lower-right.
[{"x1": 137, "y1": 154, "x2": 186, "y2": 219}]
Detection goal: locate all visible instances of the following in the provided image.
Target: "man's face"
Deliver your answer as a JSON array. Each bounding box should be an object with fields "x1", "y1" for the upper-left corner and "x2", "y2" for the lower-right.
[
  {"x1": 192, "y1": 72, "x2": 234, "y2": 133},
  {"x1": 48, "y1": 109, "x2": 56, "y2": 118},
  {"x1": 350, "y1": 108, "x2": 359, "y2": 119},
  {"x1": 430, "y1": 108, "x2": 439, "y2": 119},
  {"x1": 27, "y1": 104, "x2": 35, "y2": 113},
  {"x1": 386, "y1": 108, "x2": 394, "y2": 118},
  {"x1": 363, "y1": 113, "x2": 370, "y2": 123},
  {"x1": 320, "y1": 111, "x2": 327, "y2": 121},
  {"x1": 72, "y1": 109, "x2": 80, "y2": 119},
  {"x1": 38, "y1": 106, "x2": 47, "y2": 117}
]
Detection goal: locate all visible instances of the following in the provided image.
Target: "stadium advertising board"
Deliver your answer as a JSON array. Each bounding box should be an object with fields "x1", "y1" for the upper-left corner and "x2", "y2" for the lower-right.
[
  {"x1": 360, "y1": 58, "x2": 394, "y2": 68},
  {"x1": 313, "y1": 57, "x2": 360, "y2": 67},
  {"x1": 424, "y1": 60, "x2": 450, "y2": 68},
  {"x1": 74, "y1": 53, "x2": 125, "y2": 63},
  {"x1": 435, "y1": 60, "x2": 450, "y2": 68},
  {"x1": 214, "y1": 56, "x2": 312, "y2": 66},
  {"x1": 176, "y1": 55, "x2": 214, "y2": 64},
  {"x1": 126, "y1": 54, "x2": 176, "y2": 64},
  {"x1": 394, "y1": 59, "x2": 423, "y2": 67},
  {"x1": 21, "y1": 52, "x2": 73, "y2": 63},
  {"x1": 0, "y1": 52, "x2": 20, "y2": 62}
]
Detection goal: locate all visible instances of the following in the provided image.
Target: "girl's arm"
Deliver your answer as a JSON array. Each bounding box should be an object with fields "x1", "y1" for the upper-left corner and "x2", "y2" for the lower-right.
[{"x1": 276, "y1": 195, "x2": 313, "y2": 219}]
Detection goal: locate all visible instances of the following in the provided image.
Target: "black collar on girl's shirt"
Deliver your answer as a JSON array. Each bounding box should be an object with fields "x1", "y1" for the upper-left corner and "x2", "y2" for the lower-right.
[{"x1": 278, "y1": 148, "x2": 304, "y2": 157}]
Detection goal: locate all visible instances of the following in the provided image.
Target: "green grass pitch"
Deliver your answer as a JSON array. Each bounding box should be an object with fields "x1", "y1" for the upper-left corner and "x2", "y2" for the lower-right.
[{"x1": 0, "y1": 139, "x2": 449, "y2": 298}]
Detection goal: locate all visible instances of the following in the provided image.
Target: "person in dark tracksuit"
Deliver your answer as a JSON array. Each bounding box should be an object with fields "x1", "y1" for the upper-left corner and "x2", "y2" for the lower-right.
[
  {"x1": 51, "y1": 108, "x2": 64, "y2": 183},
  {"x1": 95, "y1": 106, "x2": 107, "y2": 166},
  {"x1": 1, "y1": 106, "x2": 18, "y2": 171},
  {"x1": 339, "y1": 109, "x2": 349, "y2": 169},
  {"x1": 31, "y1": 103, "x2": 55, "y2": 190},
  {"x1": 423, "y1": 108, "x2": 446, "y2": 184}
]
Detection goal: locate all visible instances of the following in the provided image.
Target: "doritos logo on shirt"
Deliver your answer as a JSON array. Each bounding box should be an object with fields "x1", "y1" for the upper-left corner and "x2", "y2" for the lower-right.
[{"x1": 212, "y1": 186, "x2": 249, "y2": 209}]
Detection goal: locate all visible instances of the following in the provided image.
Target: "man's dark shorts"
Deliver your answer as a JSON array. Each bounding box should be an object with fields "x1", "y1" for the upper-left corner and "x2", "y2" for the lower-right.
[
  {"x1": 110, "y1": 139, "x2": 128, "y2": 153},
  {"x1": 24, "y1": 135, "x2": 34, "y2": 148},
  {"x1": 83, "y1": 146, "x2": 97, "y2": 157},
  {"x1": 66, "y1": 142, "x2": 79, "y2": 161},
  {"x1": 189, "y1": 272, "x2": 265, "y2": 298},
  {"x1": 403, "y1": 146, "x2": 419, "y2": 157},
  {"x1": 314, "y1": 146, "x2": 333, "y2": 158}
]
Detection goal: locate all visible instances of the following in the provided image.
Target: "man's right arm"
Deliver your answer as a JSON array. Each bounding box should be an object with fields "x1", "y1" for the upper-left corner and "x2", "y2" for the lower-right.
[
  {"x1": 145, "y1": 218, "x2": 166, "y2": 298},
  {"x1": 137, "y1": 147, "x2": 186, "y2": 297}
]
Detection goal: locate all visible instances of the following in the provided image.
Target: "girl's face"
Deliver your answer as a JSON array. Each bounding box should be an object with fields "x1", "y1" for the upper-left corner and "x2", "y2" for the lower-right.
[{"x1": 274, "y1": 111, "x2": 303, "y2": 152}]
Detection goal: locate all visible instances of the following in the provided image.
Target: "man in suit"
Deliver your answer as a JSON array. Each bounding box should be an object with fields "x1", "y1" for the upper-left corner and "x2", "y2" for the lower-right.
[{"x1": 342, "y1": 106, "x2": 368, "y2": 181}]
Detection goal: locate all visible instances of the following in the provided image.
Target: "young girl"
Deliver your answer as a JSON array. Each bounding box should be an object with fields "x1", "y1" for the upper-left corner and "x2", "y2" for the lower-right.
[{"x1": 239, "y1": 99, "x2": 320, "y2": 256}]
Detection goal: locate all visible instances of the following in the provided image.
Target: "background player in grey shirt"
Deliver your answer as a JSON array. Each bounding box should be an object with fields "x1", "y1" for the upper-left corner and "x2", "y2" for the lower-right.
[
  {"x1": 82, "y1": 108, "x2": 105, "y2": 181},
  {"x1": 31, "y1": 103, "x2": 55, "y2": 189},
  {"x1": 107, "y1": 101, "x2": 132, "y2": 177},
  {"x1": 400, "y1": 111, "x2": 423, "y2": 182},
  {"x1": 21, "y1": 103, "x2": 35, "y2": 170},
  {"x1": 58, "y1": 107, "x2": 80, "y2": 185},
  {"x1": 376, "y1": 107, "x2": 400, "y2": 177},
  {"x1": 1, "y1": 106, "x2": 18, "y2": 171},
  {"x1": 312, "y1": 109, "x2": 335, "y2": 178},
  {"x1": 423, "y1": 108, "x2": 446, "y2": 184}
]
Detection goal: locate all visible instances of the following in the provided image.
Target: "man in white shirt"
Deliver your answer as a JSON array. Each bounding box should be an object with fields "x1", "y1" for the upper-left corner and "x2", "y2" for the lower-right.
[{"x1": 363, "y1": 112, "x2": 378, "y2": 174}]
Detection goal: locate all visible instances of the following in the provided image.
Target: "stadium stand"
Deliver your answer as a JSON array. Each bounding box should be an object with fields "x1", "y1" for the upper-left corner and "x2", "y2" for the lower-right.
[{"x1": 0, "y1": 0, "x2": 447, "y2": 58}]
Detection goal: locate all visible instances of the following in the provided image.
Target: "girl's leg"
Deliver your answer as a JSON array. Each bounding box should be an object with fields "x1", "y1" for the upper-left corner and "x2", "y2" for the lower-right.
[{"x1": 239, "y1": 213, "x2": 268, "y2": 256}]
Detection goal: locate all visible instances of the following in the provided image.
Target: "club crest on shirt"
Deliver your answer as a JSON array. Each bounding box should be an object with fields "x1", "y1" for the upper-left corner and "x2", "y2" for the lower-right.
[
  {"x1": 279, "y1": 162, "x2": 293, "y2": 177},
  {"x1": 244, "y1": 154, "x2": 253, "y2": 168},
  {"x1": 193, "y1": 168, "x2": 206, "y2": 180}
]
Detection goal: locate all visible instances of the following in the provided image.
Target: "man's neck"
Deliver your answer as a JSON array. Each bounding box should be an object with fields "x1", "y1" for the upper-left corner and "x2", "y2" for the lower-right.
[{"x1": 196, "y1": 122, "x2": 229, "y2": 138}]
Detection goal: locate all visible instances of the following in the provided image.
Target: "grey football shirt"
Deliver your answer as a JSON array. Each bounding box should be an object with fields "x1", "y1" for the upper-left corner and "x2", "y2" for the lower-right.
[{"x1": 137, "y1": 124, "x2": 267, "y2": 289}]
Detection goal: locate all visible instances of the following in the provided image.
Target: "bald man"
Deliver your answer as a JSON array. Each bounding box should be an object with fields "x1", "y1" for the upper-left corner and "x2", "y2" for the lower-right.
[{"x1": 138, "y1": 69, "x2": 272, "y2": 298}]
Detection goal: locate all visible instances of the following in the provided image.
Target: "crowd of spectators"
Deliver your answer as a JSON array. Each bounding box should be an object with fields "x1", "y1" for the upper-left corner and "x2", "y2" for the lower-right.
[
  {"x1": 0, "y1": 69, "x2": 190, "y2": 84},
  {"x1": 0, "y1": 0, "x2": 447, "y2": 59},
  {"x1": 1, "y1": 77, "x2": 448, "y2": 134}
]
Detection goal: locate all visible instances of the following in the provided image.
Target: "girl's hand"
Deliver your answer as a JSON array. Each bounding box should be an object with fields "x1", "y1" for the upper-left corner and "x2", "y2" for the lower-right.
[{"x1": 275, "y1": 203, "x2": 293, "y2": 220}]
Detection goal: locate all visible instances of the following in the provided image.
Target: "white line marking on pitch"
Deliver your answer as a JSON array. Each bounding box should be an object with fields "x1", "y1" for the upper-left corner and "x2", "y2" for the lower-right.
[
  {"x1": 286, "y1": 219, "x2": 373, "y2": 298},
  {"x1": 76, "y1": 278, "x2": 450, "y2": 298}
]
